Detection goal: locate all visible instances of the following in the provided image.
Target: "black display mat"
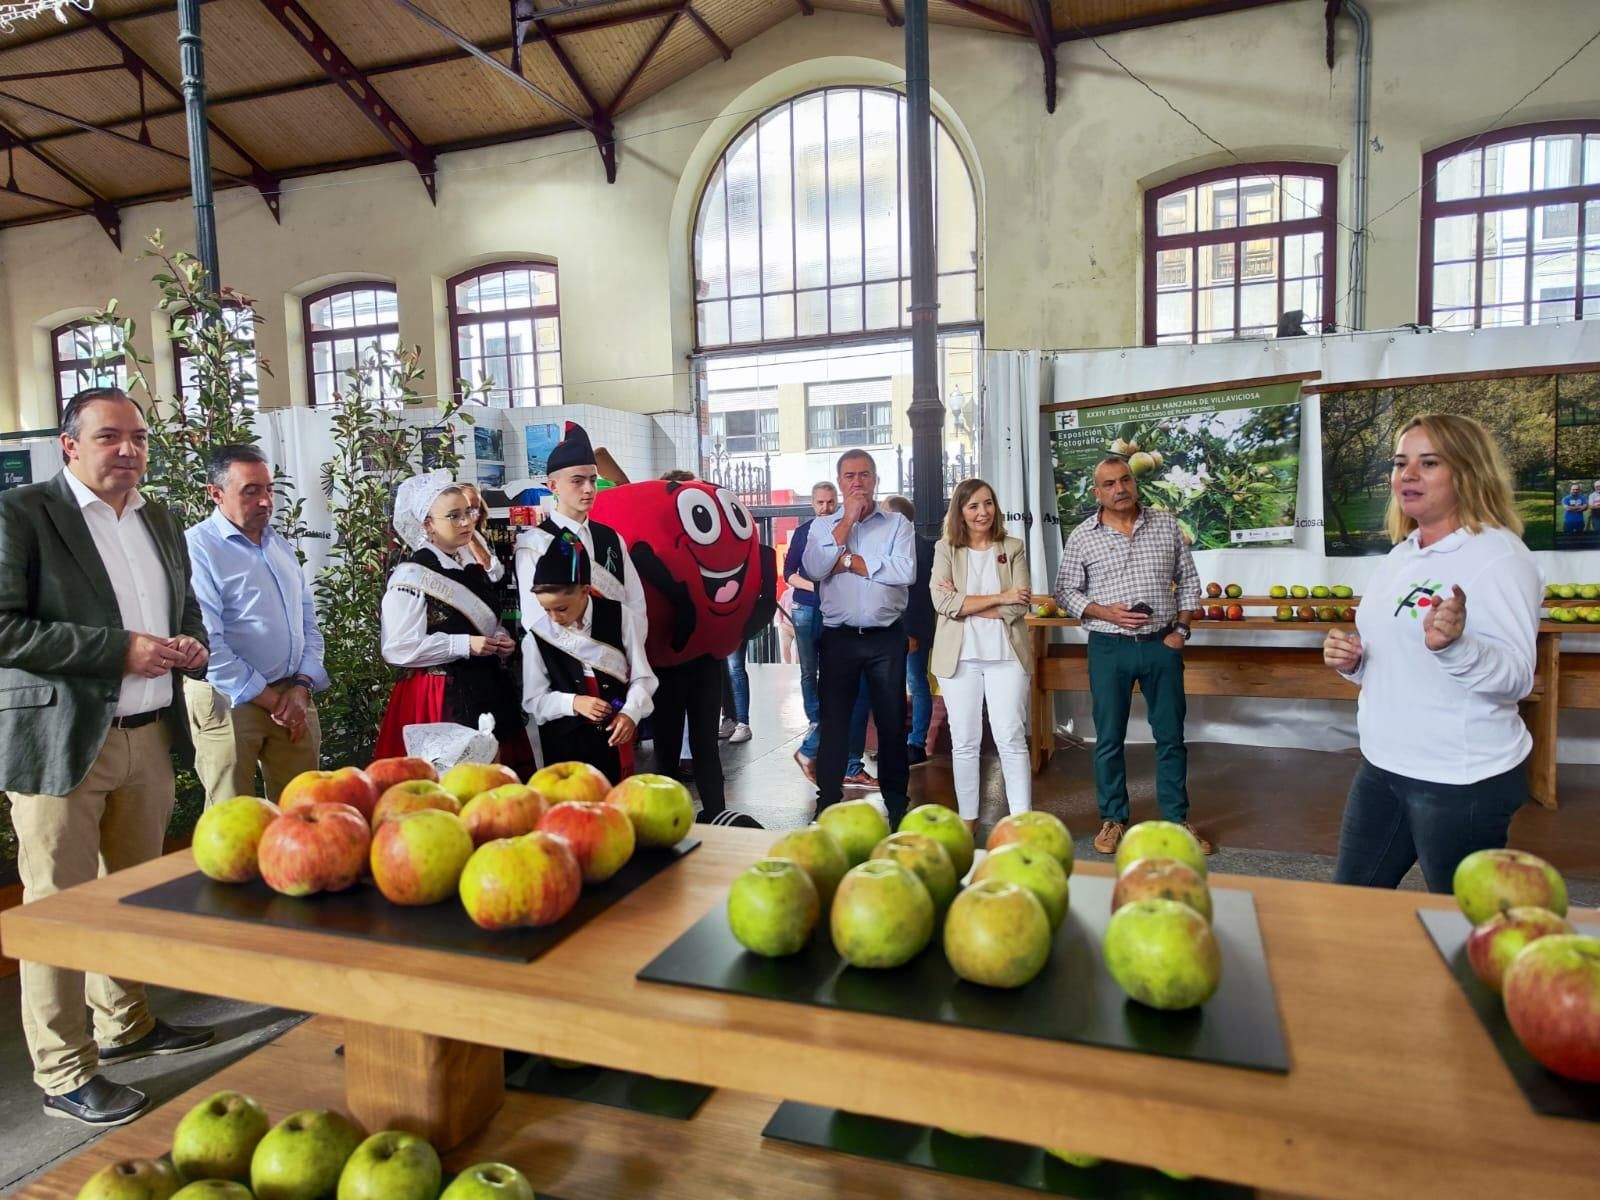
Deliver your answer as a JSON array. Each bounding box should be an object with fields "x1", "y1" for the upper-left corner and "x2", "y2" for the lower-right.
[
  {"x1": 120, "y1": 840, "x2": 699, "y2": 964},
  {"x1": 503, "y1": 1051, "x2": 713, "y2": 1120},
  {"x1": 762, "y1": 1103, "x2": 1253, "y2": 1198},
  {"x1": 638, "y1": 874, "x2": 1287, "y2": 1073},
  {"x1": 1417, "y1": 908, "x2": 1600, "y2": 1123}
]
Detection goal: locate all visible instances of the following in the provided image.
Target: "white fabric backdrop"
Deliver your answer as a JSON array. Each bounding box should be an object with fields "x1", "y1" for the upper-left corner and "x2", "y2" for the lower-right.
[{"x1": 979, "y1": 348, "x2": 1051, "y2": 591}]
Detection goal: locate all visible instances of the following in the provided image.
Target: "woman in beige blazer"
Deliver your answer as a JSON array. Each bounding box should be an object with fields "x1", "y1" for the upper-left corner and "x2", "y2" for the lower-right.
[{"x1": 931, "y1": 478, "x2": 1034, "y2": 833}]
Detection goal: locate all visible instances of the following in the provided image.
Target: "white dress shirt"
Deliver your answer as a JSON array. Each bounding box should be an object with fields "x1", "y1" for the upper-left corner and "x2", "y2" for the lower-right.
[
  {"x1": 381, "y1": 545, "x2": 509, "y2": 669},
  {"x1": 523, "y1": 596, "x2": 656, "y2": 726},
  {"x1": 541, "y1": 505, "x2": 646, "y2": 614},
  {"x1": 63, "y1": 469, "x2": 173, "y2": 716},
  {"x1": 457, "y1": 531, "x2": 505, "y2": 583}
]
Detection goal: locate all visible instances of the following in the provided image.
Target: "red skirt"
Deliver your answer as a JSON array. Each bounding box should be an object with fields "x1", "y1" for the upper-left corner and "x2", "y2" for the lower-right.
[{"x1": 374, "y1": 671, "x2": 537, "y2": 781}]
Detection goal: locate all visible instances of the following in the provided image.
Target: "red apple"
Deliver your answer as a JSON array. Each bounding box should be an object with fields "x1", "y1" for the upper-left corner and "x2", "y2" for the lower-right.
[
  {"x1": 1226, "y1": 604, "x2": 1245, "y2": 621},
  {"x1": 364, "y1": 756, "x2": 439, "y2": 794},
  {"x1": 372, "y1": 780, "x2": 461, "y2": 826},
  {"x1": 538, "y1": 800, "x2": 636, "y2": 883},
  {"x1": 370, "y1": 809, "x2": 476, "y2": 905},
  {"x1": 460, "y1": 784, "x2": 548, "y2": 846},
  {"x1": 458, "y1": 832, "x2": 582, "y2": 930},
  {"x1": 529, "y1": 761, "x2": 612, "y2": 807},
  {"x1": 258, "y1": 803, "x2": 371, "y2": 896},
  {"x1": 606, "y1": 773, "x2": 694, "y2": 848},
  {"x1": 1466, "y1": 906, "x2": 1573, "y2": 992},
  {"x1": 1296, "y1": 605, "x2": 1316, "y2": 622},
  {"x1": 440, "y1": 761, "x2": 521, "y2": 805},
  {"x1": 1205, "y1": 582, "x2": 1222, "y2": 598},
  {"x1": 1453, "y1": 848, "x2": 1568, "y2": 926},
  {"x1": 280, "y1": 767, "x2": 379, "y2": 823},
  {"x1": 191, "y1": 795, "x2": 281, "y2": 883},
  {"x1": 1112, "y1": 856, "x2": 1212, "y2": 924},
  {"x1": 1502, "y1": 933, "x2": 1600, "y2": 1082},
  {"x1": 1206, "y1": 605, "x2": 1225, "y2": 621}
]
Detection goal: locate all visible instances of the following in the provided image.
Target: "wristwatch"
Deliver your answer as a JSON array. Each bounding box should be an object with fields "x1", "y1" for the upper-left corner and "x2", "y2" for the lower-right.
[
  {"x1": 1175, "y1": 623, "x2": 1192, "y2": 642},
  {"x1": 289, "y1": 675, "x2": 314, "y2": 692},
  {"x1": 842, "y1": 552, "x2": 855, "y2": 573}
]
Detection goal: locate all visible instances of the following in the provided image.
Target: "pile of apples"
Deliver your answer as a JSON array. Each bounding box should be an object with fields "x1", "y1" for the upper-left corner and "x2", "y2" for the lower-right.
[
  {"x1": 1103, "y1": 821, "x2": 1219, "y2": 1010},
  {"x1": 1545, "y1": 583, "x2": 1600, "y2": 601},
  {"x1": 189, "y1": 757, "x2": 695, "y2": 932},
  {"x1": 1546, "y1": 605, "x2": 1600, "y2": 624},
  {"x1": 1272, "y1": 603, "x2": 1354, "y2": 623},
  {"x1": 1453, "y1": 848, "x2": 1600, "y2": 1083},
  {"x1": 75, "y1": 1090, "x2": 533, "y2": 1199}
]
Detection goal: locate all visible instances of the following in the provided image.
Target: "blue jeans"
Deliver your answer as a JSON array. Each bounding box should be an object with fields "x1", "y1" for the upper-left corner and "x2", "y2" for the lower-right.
[
  {"x1": 906, "y1": 644, "x2": 931, "y2": 751},
  {"x1": 801, "y1": 675, "x2": 869, "y2": 766},
  {"x1": 793, "y1": 603, "x2": 822, "y2": 730},
  {"x1": 1332, "y1": 757, "x2": 1526, "y2": 893},
  {"x1": 726, "y1": 643, "x2": 750, "y2": 725}
]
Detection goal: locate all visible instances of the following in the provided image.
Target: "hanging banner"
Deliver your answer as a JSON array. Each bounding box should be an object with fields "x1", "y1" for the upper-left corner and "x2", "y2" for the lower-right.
[{"x1": 1050, "y1": 380, "x2": 1303, "y2": 548}]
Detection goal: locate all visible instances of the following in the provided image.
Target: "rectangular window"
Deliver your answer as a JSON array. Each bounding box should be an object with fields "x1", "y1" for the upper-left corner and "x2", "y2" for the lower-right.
[
  {"x1": 806, "y1": 378, "x2": 892, "y2": 449},
  {"x1": 711, "y1": 407, "x2": 780, "y2": 454}
]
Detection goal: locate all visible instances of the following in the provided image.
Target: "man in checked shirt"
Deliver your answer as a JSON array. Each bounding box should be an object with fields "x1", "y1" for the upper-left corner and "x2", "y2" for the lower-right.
[{"x1": 1053, "y1": 455, "x2": 1214, "y2": 857}]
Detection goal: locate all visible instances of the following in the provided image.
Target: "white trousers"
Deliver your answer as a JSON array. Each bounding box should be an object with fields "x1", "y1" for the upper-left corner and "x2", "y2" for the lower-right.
[{"x1": 938, "y1": 657, "x2": 1032, "y2": 820}]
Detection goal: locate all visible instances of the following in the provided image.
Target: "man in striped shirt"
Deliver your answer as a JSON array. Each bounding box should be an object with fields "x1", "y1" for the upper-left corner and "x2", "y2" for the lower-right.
[{"x1": 1053, "y1": 456, "x2": 1212, "y2": 857}]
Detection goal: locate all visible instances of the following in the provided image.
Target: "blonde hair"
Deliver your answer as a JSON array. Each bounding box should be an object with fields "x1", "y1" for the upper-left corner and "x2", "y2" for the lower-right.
[
  {"x1": 944, "y1": 478, "x2": 1008, "y2": 548},
  {"x1": 1384, "y1": 413, "x2": 1522, "y2": 543}
]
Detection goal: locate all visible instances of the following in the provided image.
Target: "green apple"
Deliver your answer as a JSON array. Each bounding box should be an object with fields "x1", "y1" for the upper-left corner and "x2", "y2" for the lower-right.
[
  {"x1": 251, "y1": 1109, "x2": 364, "y2": 1200},
  {"x1": 816, "y1": 799, "x2": 892, "y2": 867},
  {"x1": 767, "y1": 825, "x2": 850, "y2": 910},
  {"x1": 1452, "y1": 848, "x2": 1567, "y2": 925},
  {"x1": 1545, "y1": 583, "x2": 1561, "y2": 598},
  {"x1": 1290, "y1": 584, "x2": 1309, "y2": 598},
  {"x1": 605, "y1": 773, "x2": 693, "y2": 847},
  {"x1": 192, "y1": 795, "x2": 281, "y2": 883},
  {"x1": 830, "y1": 859, "x2": 934, "y2": 968},
  {"x1": 440, "y1": 1163, "x2": 536, "y2": 1200},
  {"x1": 1556, "y1": 584, "x2": 1577, "y2": 599},
  {"x1": 1223, "y1": 583, "x2": 1242, "y2": 599},
  {"x1": 1331, "y1": 584, "x2": 1353, "y2": 599},
  {"x1": 985, "y1": 810, "x2": 1073, "y2": 877},
  {"x1": 870, "y1": 831, "x2": 958, "y2": 913},
  {"x1": 172, "y1": 1184, "x2": 253, "y2": 1199},
  {"x1": 943, "y1": 880, "x2": 1052, "y2": 988},
  {"x1": 172, "y1": 1090, "x2": 271, "y2": 1183},
  {"x1": 726, "y1": 858, "x2": 820, "y2": 957},
  {"x1": 1114, "y1": 820, "x2": 1207, "y2": 878},
  {"x1": 1586, "y1": 608, "x2": 1600, "y2": 624},
  {"x1": 1112, "y1": 856, "x2": 1211, "y2": 923},
  {"x1": 1274, "y1": 605, "x2": 1294, "y2": 622},
  {"x1": 1044, "y1": 1148, "x2": 1102, "y2": 1168},
  {"x1": 972, "y1": 843, "x2": 1069, "y2": 930},
  {"x1": 1311, "y1": 585, "x2": 1331, "y2": 598},
  {"x1": 75, "y1": 1159, "x2": 183, "y2": 1200},
  {"x1": 898, "y1": 803, "x2": 975, "y2": 879},
  {"x1": 336, "y1": 1131, "x2": 441, "y2": 1200},
  {"x1": 1315, "y1": 605, "x2": 1337, "y2": 622},
  {"x1": 1104, "y1": 897, "x2": 1222, "y2": 1010},
  {"x1": 1268, "y1": 584, "x2": 1288, "y2": 599}
]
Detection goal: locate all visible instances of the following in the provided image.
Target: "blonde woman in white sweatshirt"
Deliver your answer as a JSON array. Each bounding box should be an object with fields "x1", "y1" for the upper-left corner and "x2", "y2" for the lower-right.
[{"x1": 1322, "y1": 413, "x2": 1541, "y2": 893}]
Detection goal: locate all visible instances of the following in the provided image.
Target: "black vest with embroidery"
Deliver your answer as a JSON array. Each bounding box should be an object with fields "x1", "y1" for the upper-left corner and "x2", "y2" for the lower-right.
[
  {"x1": 532, "y1": 594, "x2": 627, "y2": 782},
  {"x1": 404, "y1": 549, "x2": 523, "y2": 739},
  {"x1": 539, "y1": 517, "x2": 625, "y2": 590}
]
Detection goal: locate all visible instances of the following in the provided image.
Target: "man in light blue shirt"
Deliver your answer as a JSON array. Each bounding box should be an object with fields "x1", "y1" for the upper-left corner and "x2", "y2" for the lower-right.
[
  {"x1": 802, "y1": 449, "x2": 917, "y2": 820},
  {"x1": 186, "y1": 445, "x2": 329, "y2": 805}
]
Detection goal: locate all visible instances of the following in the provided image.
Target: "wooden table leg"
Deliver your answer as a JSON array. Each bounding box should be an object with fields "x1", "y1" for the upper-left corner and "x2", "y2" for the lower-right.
[
  {"x1": 343, "y1": 1021, "x2": 504, "y2": 1151},
  {"x1": 1521, "y1": 631, "x2": 1560, "y2": 811},
  {"x1": 1031, "y1": 625, "x2": 1050, "y2": 774}
]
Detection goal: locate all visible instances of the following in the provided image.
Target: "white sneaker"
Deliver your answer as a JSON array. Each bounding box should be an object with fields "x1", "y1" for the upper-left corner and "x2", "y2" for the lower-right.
[
  {"x1": 729, "y1": 723, "x2": 752, "y2": 743},
  {"x1": 718, "y1": 718, "x2": 736, "y2": 739}
]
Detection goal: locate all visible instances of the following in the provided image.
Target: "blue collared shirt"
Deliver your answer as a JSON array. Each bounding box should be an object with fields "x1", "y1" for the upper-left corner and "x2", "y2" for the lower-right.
[
  {"x1": 186, "y1": 509, "x2": 330, "y2": 705},
  {"x1": 801, "y1": 503, "x2": 917, "y2": 630}
]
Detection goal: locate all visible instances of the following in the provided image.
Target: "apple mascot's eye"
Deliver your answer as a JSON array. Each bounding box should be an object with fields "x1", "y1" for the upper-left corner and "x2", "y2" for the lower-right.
[
  {"x1": 677, "y1": 487, "x2": 722, "y2": 546},
  {"x1": 716, "y1": 489, "x2": 754, "y2": 541}
]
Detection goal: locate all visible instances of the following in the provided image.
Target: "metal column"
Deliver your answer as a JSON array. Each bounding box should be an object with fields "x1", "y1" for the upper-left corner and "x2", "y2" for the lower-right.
[
  {"x1": 903, "y1": 0, "x2": 944, "y2": 536},
  {"x1": 176, "y1": 0, "x2": 220, "y2": 295}
]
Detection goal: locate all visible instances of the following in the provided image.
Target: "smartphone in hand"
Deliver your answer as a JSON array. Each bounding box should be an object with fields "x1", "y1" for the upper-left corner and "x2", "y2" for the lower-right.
[{"x1": 1129, "y1": 601, "x2": 1154, "y2": 616}]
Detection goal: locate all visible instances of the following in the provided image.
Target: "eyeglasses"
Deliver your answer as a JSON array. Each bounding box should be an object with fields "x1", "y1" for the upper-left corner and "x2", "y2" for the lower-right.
[
  {"x1": 430, "y1": 510, "x2": 474, "y2": 525},
  {"x1": 465, "y1": 506, "x2": 482, "y2": 517}
]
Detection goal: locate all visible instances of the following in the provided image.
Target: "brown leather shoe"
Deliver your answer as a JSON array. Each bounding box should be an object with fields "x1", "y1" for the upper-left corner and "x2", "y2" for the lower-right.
[
  {"x1": 1183, "y1": 822, "x2": 1215, "y2": 855},
  {"x1": 792, "y1": 750, "x2": 816, "y2": 784},
  {"x1": 842, "y1": 771, "x2": 878, "y2": 789},
  {"x1": 1093, "y1": 819, "x2": 1125, "y2": 855}
]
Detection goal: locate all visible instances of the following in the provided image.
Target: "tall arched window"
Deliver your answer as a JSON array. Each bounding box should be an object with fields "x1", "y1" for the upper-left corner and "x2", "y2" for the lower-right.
[
  {"x1": 448, "y1": 262, "x2": 562, "y2": 407},
  {"x1": 693, "y1": 86, "x2": 979, "y2": 350},
  {"x1": 52, "y1": 319, "x2": 129, "y2": 421},
  {"x1": 303, "y1": 283, "x2": 401, "y2": 406},
  {"x1": 1144, "y1": 163, "x2": 1337, "y2": 344},
  {"x1": 175, "y1": 304, "x2": 259, "y2": 411},
  {"x1": 1420, "y1": 122, "x2": 1600, "y2": 330}
]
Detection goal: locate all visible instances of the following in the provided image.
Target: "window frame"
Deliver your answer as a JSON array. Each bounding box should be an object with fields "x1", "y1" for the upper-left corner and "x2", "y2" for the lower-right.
[
  {"x1": 301, "y1": 282, "x2": 401, "y2": 408},
  {"x1": 173, "y1": 302, "x2": 259, "y2": 412},
  {"x1": 51, "y1": 318, "x2": 129, "y2": 422},
  {"x1": 1142, "y1": 161, "x2": 1338, "y2": 346},
  {"x1": 1418, "y1": 120, "x2": 1600, "y2": 330},
  {"x1": 446, "y1": 260, "x2": 563, "y2": 408},
  {"x1": 804, "y1": 376, "x2": 895, "y2": 450}
]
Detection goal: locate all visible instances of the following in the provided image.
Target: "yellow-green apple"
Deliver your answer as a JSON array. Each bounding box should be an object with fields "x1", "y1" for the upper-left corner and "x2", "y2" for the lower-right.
[
  {"x1": 972, "y1": 843, "x2": 1070, "y2": 930},
  {"x1": 372, "y1": 780, "x2": 460, "y2": 826},
  {"x1": 171, "y1": 1183, "x2": 252, "y2": 1199},
  {"x1": 460, "y1": 784, "x2": 547, "y2": 846},
  {"x1": 829, "y1": 860, "x2": 934, "y2": 969},
  {"x1": 75, "y1": 1159, "x2": 183, "y2": 1200},
  {"x1": 898, "y1": 803, "x2": 975, "y2": 879},
  {"x1": 1044, "y1": 1149, "x2": 1102, "y2": 1168},
  {"x1": 370, "y1": 809, "x2": 475, "y2": 905},
  {"x1": 250, "y1": 1109, "x2": 363, "y2": 1200},
  {"x1": 1103, "y1": 897, "x2": 1222, "y2": 1010},
  {"x1": 441, "y1": 761, "x2": 521, "y2": 806},
  {"x1": 335, "y1": 1131, "x2": 441, "y2": 1200},
  {"x1": 257, "y1": 804, "x2": 370, "y2": 897},
  {"x1": 870, "y1": 831, "x2": 958, "y2": 913},
  {"x1": 1502, "y1": 933, "x2": 1600, "y2": 1082},
  {"x1": 1290, "y1": 584, "x2": 1309, "y2": 598},
  {"x1": 605, "y1": 773, "x2": 694, "y2": 847},
  {"x1": 192, "y1": 796, "x2": 281, "y2": 883},
  {"x1": 528, "y1": 760, "x2": 611, "y2": 807},
  {"x1": 458, "y1": 832, "x2": 582, "y2": 930},
  {"x1": 816, "y1": 799, "x2": 891, "y2": 867},
  {"x1": 280, "y1": 767, "x2": 380, "y2": 824},
  {"x1": 986, "y1": 811, "x2": 1074, "y2": 877},
  {"x1": 1114, "y1": 820, "x2": 1207, "y2": 879},
  {"x1": 1452, "y1": 848, "x2": 1568, "y2": 925},
  {"x1": 172, "y1": 1090, "x2": 271, "y2": 1182},
  {"x1": 1268, "y1": 584, "x2": 1288, "y2": 599},
  {"x1": 943, "y1": 879, "x2": 1052, "y2": 988},
  {"x1": 440, "y1": 1163, "x2": 536, "y2": 1200},
  {"x1": 1466, "y1": 906, "x2": 1573, "y2": 992},
  {"x1": 363, "y1": 756, "x2": 438, "y2": 794},
  {"x1": 726, "y1": 858, "x2": 820, "y2": 956},
  {"x1": 538, "y1": 799, "x2": 636, "y2": 883},
  {"x1": 1112, "y1": 857, "x2": 1211, "y2": 924},
  {"x1": 767, "y1": 825, "x2": 850, "y2": 910},
  {"x1": 1331, "y1": 584, "x2": 1354, "y2": 599}
]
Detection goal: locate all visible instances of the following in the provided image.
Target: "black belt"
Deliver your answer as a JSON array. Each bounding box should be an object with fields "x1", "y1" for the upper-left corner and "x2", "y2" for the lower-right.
[
  {"x1": 111, "y1": 707, "x2": 167, "y2": 730},
  {"x1": 827, "y1": 620, "x2": 903, "y2": 636},
  {"x1": 1091, "y1": 623, "x2": 1175, "y2": 644}
]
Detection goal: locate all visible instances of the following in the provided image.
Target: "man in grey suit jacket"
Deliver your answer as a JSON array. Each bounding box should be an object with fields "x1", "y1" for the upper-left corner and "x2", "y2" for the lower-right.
[{"x1": 0, "y1": 388, "x2": 215, "y2": 1127}]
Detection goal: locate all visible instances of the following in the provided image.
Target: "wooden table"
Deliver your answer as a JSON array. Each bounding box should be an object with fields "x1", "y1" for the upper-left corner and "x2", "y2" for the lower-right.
[{"x1": 4, "y1": 828, "x2": 1598, "y2": 1199}]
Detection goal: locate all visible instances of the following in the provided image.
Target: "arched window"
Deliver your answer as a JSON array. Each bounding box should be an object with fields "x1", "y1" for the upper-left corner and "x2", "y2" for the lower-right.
[
  {"x1": 175, "y1": 304, "x2": 259, "y2": 411},
  {"x1": 52, "y1": 319, "x2": 129, "y2": 421},
  {"x1": 1420, "y1": 122, "x2": 1600, "y2": 330},
  {"x1": 1144, "y1": 163, "x2": 1337, "y2": 344},
  {"x1": 448, "y1": 262, "x2": 562, "y2": 408},
  {"x1": 693, "y1": 86, "x2": 979, "y2": 350},
  {"x1": 303, "y1": 283, "x2": 401, "y2": 406}
]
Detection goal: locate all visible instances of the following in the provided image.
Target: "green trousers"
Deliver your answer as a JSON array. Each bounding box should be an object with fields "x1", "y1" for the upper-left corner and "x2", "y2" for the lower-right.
[{"x1": 1086, "y1": 632, "x2": 1189, "y2": 823}]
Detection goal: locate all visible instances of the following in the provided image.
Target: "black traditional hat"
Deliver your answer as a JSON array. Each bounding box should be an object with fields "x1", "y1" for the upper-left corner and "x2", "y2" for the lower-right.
[
  {"x1": 532, "y1": 528, "x2": 591, "y2": 588},
  {"x1": 545, "y1": 421, "x2": 595, "y2": 475}
]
